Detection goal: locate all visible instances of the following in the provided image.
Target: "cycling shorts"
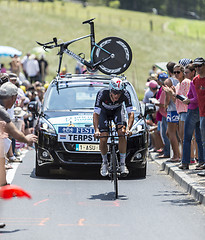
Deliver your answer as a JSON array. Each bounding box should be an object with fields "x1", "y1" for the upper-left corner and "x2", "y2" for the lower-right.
[
  {"x1": 167, "y1": 111, "x2": 179, "y2": 123},
  {"x1": 99, "y1": 106, "x2": 126, "y2": 132}
]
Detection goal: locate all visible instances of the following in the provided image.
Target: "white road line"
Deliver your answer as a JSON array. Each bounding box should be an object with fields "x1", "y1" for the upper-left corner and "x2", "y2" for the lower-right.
[{"x1": 6, "y1": 149, "x2": 28, "y2": 184}]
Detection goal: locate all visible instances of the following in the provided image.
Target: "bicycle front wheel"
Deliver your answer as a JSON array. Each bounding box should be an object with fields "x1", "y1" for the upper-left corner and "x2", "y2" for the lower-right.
[
  {"x1": 111, "y1": 145, "x2": 118, "y2": 199},
  {"x1": 92, "y1": 37, "x2": 132, "y2": 75}
]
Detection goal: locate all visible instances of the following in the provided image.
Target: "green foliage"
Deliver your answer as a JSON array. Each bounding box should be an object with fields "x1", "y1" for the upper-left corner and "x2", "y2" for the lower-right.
[{"x1": 109, "y1": 1, "x2": 120, "y2": 9}]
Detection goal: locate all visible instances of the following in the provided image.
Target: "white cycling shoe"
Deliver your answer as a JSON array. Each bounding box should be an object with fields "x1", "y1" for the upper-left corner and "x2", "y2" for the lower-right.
[
  {"x1": 100, "y1": 163, "x2": 108, "y2": 177},
  {"x1": 120, "y1": 164, "x2": 129, "y2": 177}
]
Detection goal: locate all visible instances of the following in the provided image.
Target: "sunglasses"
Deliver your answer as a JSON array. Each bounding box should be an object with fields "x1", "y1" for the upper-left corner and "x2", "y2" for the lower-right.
[
  {"x1": 111, "y1": 89, "x2": 122, "y2": 95},
  {"x1": 195, "y1": 64, "x2": 203, "y2": 68},
  {"x1": 173, "y1": 71, "x2": 182, "y2": 74}
]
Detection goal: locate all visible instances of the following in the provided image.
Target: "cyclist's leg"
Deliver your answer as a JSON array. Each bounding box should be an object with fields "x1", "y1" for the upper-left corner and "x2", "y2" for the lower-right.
[
  {"x1": 114, "y1": 107, "x2": 127, "y2": 154},
  {"x1": 114, "y1": 107, "x2": 129, "y2": 175},
  {"x1": 98, "y1": 108, "x2": 109, "y2": 176}
]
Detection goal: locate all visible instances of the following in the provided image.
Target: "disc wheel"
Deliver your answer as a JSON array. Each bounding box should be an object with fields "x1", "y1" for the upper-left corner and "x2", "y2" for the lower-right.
[{"x1": 92, "y1": 37, "x2": 132, "y2": 75}]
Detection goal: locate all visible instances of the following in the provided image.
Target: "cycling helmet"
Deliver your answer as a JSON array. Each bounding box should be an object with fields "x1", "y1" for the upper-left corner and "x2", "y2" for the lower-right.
[{"x1": 109, "y1": 77, "x2": 124, "y2": 94}]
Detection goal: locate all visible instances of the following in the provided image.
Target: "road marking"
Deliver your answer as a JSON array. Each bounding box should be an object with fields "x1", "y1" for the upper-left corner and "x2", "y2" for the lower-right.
[
  {"x1": 33, "y1": 198, "x2": 49, "y2": 206},
  {"x1": 6, "y1": 163, "x2": 21, "y2": 184},
  {"x1": 0, "y1": 218, "x2": 49, "y2": 226},
  {"x1": 78, "y1": 218, "x2": 85, "y2": 226},
  {"x1": 38, "y1": 218, "x2": 50, "y2": 226},
  {"x1": 6, "y1": 149, "x2": 28, "y2": 184},
  {"x1": 58, "y1": 219, "x2": 120, "y2": 227}
]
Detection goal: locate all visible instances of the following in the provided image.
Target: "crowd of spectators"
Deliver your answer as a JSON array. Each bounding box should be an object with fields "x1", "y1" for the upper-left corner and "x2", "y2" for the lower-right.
[
  {"x1": 1, "y1": 53, "x2": 48, "y2": 84},
  {"x1": 145, "y1": 57, "x2": 205, "y2": 176},
  {"x1": 0, "y1": 70, "x2": 47, "y2": 176}
]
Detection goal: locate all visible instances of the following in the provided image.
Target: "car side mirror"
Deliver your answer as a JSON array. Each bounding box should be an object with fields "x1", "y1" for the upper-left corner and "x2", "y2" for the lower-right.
[{"x1": 28, "y1": 101, "x2": 39, "y2": 115}]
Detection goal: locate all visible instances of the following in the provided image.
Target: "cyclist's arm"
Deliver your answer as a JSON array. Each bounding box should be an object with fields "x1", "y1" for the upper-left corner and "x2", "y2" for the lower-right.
[
  {"x1": 123, "y1": 90, "x2": 134, "y2": 130},
  {"x1": 93, "y1": 90, "x2": 103, "y2": 135},
  {"x1": 127, "y1": 111, "x2": 134, "y2": 131},
  {"x1": 93, "y1": 111, "x2": 100, "y2": 133}
]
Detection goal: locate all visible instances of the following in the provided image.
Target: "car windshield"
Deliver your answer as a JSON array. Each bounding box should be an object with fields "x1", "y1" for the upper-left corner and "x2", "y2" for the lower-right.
[
  {"x1": 43, "y1": 83, "x2": 104, "y2": 111},
  {"x1": 43, "y1": 81, "x2": 140, "y2": 113}
]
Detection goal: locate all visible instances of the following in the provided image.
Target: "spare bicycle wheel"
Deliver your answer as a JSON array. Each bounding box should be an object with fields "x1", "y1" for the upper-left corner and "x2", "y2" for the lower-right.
[{"x1": 92, "y1": 37, "x2": 132, "y2": 75}]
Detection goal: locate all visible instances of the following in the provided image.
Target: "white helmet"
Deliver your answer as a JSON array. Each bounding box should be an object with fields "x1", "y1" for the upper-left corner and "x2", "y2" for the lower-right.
[{"x1": 109, "y1": 77, "x2": 124, "y2": 93}]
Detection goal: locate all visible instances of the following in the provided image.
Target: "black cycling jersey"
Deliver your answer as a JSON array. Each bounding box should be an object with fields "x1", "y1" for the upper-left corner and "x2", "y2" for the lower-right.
[{"x1": 94, "y1": 88, "x2": 133, "y2": 115}]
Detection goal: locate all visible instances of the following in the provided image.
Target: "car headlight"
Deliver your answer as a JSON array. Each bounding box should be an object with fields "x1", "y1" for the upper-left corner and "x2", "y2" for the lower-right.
[
  {"x1": 40, "y1": 118, "x2": 56, "y2": 134},
  {"x1": 131, "y1": 121, "x2": 144, "y2": 135}
]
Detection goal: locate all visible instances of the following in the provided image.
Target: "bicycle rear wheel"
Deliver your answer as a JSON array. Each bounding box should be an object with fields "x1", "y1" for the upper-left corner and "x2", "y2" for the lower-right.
[
  {"x1": 111, "y1": 145, "x2": 118, "y2": 199},
  {"x1": 92, "y1": 37, "x2": 132, "y2": 75}
]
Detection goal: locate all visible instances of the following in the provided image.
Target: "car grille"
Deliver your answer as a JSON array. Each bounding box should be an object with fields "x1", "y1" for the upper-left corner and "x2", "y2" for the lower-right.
[{"x1": 56, "y1": 151, "x2": 101, "y2": 164}]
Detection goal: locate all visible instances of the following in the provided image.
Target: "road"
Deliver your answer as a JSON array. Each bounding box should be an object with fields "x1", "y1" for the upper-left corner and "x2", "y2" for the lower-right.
[{"x1": 1, "y1": 149, "x2": 205, "y2": 240}]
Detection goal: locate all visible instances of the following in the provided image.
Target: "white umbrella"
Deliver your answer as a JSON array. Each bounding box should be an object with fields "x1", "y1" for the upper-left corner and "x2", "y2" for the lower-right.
[{"x1": 0, "y1": 46, "x2": 22, "y2": 57}]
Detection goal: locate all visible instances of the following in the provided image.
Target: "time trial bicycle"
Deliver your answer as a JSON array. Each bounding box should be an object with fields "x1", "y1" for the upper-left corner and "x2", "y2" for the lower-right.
[
  {"x1": 99, "y1": 119, "x2": 129, "y2": 200},
  {"x1": 37, "y1": 18, "x2": 132, "y2": 76}
]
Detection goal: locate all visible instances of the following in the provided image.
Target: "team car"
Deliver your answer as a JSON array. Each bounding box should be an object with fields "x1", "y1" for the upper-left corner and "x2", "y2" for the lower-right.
[{"x1": 29, "y1": 74, "x2": 155, "y2": 178}]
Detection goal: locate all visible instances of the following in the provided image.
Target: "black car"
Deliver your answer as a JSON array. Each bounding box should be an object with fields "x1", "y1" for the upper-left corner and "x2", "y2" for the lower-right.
[{"x1": 29, "y1": 74, "x2": 155, "y2": 177}]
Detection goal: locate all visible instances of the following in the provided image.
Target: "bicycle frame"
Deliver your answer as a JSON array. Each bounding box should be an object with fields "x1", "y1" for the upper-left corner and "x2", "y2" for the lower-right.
[
  {"x1": 56, "y1": 19, "x2": 112, "y2": 75},
  {"x1": 37, "y1": 18, "x2": 133, "y2": 77}
]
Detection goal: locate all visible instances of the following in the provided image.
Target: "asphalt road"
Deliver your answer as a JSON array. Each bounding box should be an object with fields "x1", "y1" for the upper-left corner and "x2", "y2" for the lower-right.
[{"x1": 1, "y1": 149, "x2": 205, "y2": 240}]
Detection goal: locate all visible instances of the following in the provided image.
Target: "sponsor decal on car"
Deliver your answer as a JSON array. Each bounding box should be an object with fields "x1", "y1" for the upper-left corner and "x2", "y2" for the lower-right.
[{"x1": 58, "y1": 127, "x2": 99, "y2": 143}]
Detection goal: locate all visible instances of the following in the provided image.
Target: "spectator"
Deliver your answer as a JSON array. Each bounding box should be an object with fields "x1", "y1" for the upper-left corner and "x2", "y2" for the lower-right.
[
  {"x1": 178, "y1": 64, "x2": 204, "y2": 169},
  {"x1": 7, "y1": 73, "x2": 26, "y2": 161},
  {"x1": 164, "y1": 64, "x2": 191, "y2": 156},
  {"x1": 38, "y1": 54, "x2": 48, "y2": 83},
  {"x1": 10, "y1": 54, "x2": 21, "y2": 76},
  {"x1": 193, "y1": 57, "x2": 205, "y2": 175},
  {"x1": 178, "y1": 58, "x2": 193, "y2": 67},
  {"x1": 143, "y1": 78, "x2": 158, "y2": 104},
  {"x1": 155, "y1": 72, "x2": 170, "y2": 158},
  {"x1": 75, "y1": 63, "x2": 82, "y2": 74},
  {"x1": 143, "y1": 79, "x2": 160, "y2": 151},
  {"x1": 60, "y1": 67, "x2": 67, "y2": 77},
  {"x1": 0, "y1": 63, "x2": 7, "y2": 73},
  {"x1": 149, "y1": 65, "x2": 158, "y2": 76},
  {"x1": 0, "y1": 121, "x2": 8, "y2": 229},
  {"x1": 163, "y1": 62, "x2": 180, "y2": 162},
  {"x1": 44, "y1": 82, "x2": 49, "y2": 92},
  {"x1": 0, "y1": 82, "x2": 37, "y2": 186},
  {"x1": 21, "y1": 53, "x2": 30, "y2": 79},
  {"x1": 26, "y1": 54, "x2": 40, "y2": 83},
  {"x1": 146, "y1": 111, "x2": 164, "y2": 152}
]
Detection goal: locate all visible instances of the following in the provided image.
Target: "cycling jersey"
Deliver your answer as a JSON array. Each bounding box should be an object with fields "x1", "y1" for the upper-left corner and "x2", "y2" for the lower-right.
[
  {"x1": 94, "y1": 88, "x2": 133, "y2": 132},
  {"x1": 94, "y1": 88, "x2": 133, "y2": 115}
]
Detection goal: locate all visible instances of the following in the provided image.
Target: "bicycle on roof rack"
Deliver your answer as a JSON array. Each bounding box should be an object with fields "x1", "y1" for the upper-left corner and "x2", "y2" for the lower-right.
[{"x1": 36, "y1": 18, "x2": 132, "y2": 76}]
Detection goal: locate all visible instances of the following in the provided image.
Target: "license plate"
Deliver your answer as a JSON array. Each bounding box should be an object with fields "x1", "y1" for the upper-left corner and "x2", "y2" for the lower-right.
[{"x1": 76, "y1": 144, "x2": 100, "y2": 152}]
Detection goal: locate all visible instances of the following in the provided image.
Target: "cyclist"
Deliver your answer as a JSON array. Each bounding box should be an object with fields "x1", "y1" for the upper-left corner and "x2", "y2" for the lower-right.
[{"x1": 93, "y1": 77, "x2": 134, "y2": 177}]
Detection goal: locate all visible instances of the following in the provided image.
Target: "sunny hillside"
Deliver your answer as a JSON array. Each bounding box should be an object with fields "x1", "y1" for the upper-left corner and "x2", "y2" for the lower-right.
[{"x1": 1, "y1": 0, "x2": 205, "y2": 97}]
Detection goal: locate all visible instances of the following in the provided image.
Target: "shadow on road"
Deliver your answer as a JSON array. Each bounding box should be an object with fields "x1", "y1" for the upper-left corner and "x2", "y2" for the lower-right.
[
  {"x1": 0, "y1": 229, "x2": 27, "y2": 235},
  {"x1": 88, "y1": 192, "x2": 128, "y2": 201}
]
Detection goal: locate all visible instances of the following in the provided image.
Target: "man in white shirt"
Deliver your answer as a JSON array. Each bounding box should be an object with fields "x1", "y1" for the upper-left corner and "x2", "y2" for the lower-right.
[{"x1": 26, "y1": 54, "x2": 39, "y2": 83}]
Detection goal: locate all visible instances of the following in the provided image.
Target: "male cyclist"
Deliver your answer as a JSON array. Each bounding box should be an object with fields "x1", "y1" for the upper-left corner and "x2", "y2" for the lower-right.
[{"x1": 93, "y1": 77, "x2": 134, "y2": 177}]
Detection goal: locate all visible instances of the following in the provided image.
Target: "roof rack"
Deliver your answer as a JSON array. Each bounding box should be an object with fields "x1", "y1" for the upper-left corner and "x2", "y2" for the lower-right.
[
  {"x1": 54, "y1": 73, "x2": 127, "y2": 81},
  {"x1": 53, "y1": 73, "x2": 127, "y2": 93}
]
